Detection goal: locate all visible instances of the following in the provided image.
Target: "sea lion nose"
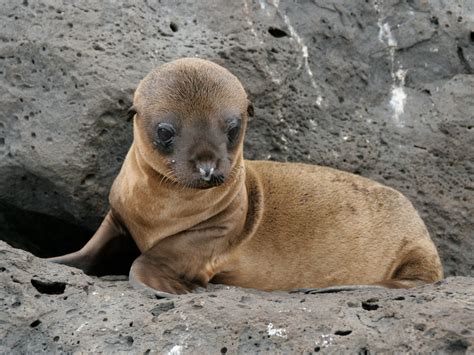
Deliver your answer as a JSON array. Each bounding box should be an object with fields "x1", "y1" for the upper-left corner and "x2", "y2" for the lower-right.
[{"x1": 197, "y1": 162, "x2": 216, "y2": 182}]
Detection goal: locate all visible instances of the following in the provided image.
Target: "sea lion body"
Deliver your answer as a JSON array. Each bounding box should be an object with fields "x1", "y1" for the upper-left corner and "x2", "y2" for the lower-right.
[
  {"x1": 110, "y1": 146, "x2": 441, "y2": 292},
  {"x1": 50, "y1": 58, "x2": 443, "y2": 294},
  {"x1": 215, "y1": 161, "x2": 441, "y2": 290}
]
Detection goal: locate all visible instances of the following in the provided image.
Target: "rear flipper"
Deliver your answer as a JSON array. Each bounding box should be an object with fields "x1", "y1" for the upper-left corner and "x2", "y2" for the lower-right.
[
  {"x1": 290, "y1": 258, "x2": 443, "y2": 294},
  {"x1": 291, "y1": 279, "x2": 425, "y2": 294},
  {"x1": 373, "y1": 279, "x2": 427, "y2": 288},
  {"x1": 47, "y1": 211, "x2": 140, "y2": 276},
  {"x1": 291, "y1": 285, "x2": 386, "y2": 294},
  {"x1": 296, "y1": 244, "x2": 444, "y2": 294}
]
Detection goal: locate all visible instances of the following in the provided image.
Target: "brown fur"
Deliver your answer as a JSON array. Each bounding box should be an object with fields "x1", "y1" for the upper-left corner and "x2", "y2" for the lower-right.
[{"x1": 49, "y1": 58, "x2": 443, "y2": 294}]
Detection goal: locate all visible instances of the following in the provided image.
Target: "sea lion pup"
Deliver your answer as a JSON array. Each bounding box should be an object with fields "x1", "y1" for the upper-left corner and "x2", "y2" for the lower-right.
[{"x1": 49, "y1": 58, "x2": 443, "y2": 296}]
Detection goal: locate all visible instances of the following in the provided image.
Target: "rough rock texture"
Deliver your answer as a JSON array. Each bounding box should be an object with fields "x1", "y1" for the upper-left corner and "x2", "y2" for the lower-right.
[
  {"x1": 1, "y1": 241, "x2": 473, "y2": 353},
  {"x1": 1, "y1": 2, "x2": 473, "y2": 353},
  {"x1": 0, "y1": 0, "x2": 472, "y2": 276}
]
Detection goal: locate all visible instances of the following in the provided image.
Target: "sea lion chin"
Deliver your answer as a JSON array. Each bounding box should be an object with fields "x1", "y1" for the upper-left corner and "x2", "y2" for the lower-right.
[{"x1": 48, "y1": 57, "x2": 443, "y2": 296}]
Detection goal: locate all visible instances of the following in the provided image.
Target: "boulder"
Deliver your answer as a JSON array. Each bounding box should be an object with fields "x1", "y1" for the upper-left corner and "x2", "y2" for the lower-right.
[{"x1": 1, "y1": 241, "x2": 473, "y2": 353}]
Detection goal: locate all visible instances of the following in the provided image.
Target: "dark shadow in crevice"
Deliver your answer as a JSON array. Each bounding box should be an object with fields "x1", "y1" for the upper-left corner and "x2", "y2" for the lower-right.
[
  {"x1": 457, "y1": 46, "x2": 473, "y2": 74},
  {"x1": 268, "y1": 26, "x2": 288, "y2": 38},
  {"x1": 1, "y1": 200, "x2": 140, "y2": 276},
  {"x1": 0, "y1": 200, "x2": 92, "y2": 258},
  {"x1": 31, "y1": 278, "x2": 66, "y2": 294}
]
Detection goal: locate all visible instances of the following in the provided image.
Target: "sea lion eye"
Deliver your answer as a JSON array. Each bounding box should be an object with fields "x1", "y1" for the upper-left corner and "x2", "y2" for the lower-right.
[
  {"x1": 157, "y1": 123, "x2": 175, "y2": 146},
  {"x1": 227, "y1": 119, "x2": 241, "y2": 144}
]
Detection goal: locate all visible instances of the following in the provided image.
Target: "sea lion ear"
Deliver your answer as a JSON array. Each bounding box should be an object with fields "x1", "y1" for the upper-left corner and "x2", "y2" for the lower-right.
[
  {"x1": 127, "y1": 105, "x2": 137, "y2": 122},
  {"x1": 247, "y1": 101, "x2": 254, "y2": 118}
]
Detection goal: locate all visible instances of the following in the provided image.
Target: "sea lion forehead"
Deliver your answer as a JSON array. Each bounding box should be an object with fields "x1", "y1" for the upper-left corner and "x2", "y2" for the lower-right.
[{"x1": 135, "y1": 58, "x2": 248, "y2": 119}]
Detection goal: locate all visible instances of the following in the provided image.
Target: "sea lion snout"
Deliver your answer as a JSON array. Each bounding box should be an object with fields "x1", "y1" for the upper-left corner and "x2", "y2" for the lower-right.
[
  {"x1": 189, "y1": 142, "x2": 225, "y2": 186},
  {"x1": 193, "y1": 161, "x2": 226, "y2": 188},
  {"x1": 197, "y1": 162, "x2": 215, "y2": 181}
]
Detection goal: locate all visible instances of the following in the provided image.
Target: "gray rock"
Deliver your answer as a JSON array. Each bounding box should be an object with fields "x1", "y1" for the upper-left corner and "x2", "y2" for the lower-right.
[
  {"x1": 0, "y1": 1, "x2": 472, "y2": 276},
  {"x1": 1, "y1": 241, "x2": 473, "y2": 353}
]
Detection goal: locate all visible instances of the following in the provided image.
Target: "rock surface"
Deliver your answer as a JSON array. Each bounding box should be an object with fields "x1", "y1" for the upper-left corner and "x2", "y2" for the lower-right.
[
  {"x1": 1, "y1": 1, "x2": 473, "y2": 352},
  {"x1": 0, "y1": 0, "x2": 472, "y2": 276},
  {"x1": 1, "y1": 241, "x2": 473, "y2": 353},
  {"x1": 0, "y1": 1, "x2": 473, "y2": 351}
]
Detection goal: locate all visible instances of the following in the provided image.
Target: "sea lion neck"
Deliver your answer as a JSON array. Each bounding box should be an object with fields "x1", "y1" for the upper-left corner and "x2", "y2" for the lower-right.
[{"x1": 112, "y1": 143, "x2": 247, "y2": 252}]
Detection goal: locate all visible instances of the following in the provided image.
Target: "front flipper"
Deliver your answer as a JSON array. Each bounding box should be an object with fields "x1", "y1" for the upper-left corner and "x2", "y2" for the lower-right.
[
  {"x1": 48, "y1": 211, "x2": 140, "y2": 276},
  {"x1": 128, "y1": 237, "x2": 212, "y2": 297},
  {"x1": 129, "y1": 260, "x2": 179, "y2": 299}
]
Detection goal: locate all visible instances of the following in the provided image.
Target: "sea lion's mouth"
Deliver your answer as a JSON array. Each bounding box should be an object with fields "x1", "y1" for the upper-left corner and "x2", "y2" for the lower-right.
[{"x1": 190, "y1": 174, "x2": 226, "y2": 189}]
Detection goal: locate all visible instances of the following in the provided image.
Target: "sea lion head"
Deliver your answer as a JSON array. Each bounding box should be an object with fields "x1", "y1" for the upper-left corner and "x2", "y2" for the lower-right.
[{"x1": 131, "y1": 58, "x2": 253, "y2": 189}]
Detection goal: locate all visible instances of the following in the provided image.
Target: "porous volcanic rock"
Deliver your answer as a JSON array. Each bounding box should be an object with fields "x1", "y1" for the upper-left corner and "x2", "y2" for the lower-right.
[
  {"x1": 0, "y1": 1, "x2": 472, "y2": 278},
  {"x1": 1, "y1": 1, "x2": 473, "y2": 352},
  {"x1": 1, "y1": 241, "x2": 473, "y2": 353}
]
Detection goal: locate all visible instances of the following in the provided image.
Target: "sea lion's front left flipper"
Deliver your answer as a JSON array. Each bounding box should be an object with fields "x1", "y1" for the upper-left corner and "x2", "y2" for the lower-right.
[
  {"x1": 128, "y1": 237, "x2": 212, "y2": 297},
  {"x1": 48, "y1": 210, "x2": 140, "y2": 276},
  {"x1": 128, "y1": 259, "x2": 178, "y2": 299}
]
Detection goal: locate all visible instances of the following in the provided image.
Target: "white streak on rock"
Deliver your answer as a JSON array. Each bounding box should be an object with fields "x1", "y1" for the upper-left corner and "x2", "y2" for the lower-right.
[
  {"x1": 315, "y1": 334, "x2": 334, "y2": 348},
  {"x1": 390, "y1": 69, "x2": 408, "y2": 127},
  {"x1": 316, "y1": 95, "x2": 323, "y2": 107},
  {"x1": 280, "y1": 11, "x2": 317, "y2": 89},
  {"x1": 378, "y1": 22, "x2": 397, "y2": 47},
  {"x1": 269, "y1": 0, "x2": 321, "y2": 105},
  {"x1": 75, "y1": 322, "x2": 88, "y2": 333},
  {"x1": 242, "y1": 0, "x2": 260, "y2": 41},
  {"x1": 242, "y1": 0, "x2": 281, "y2": 85},
  {"x1": 390, "y1": 87, "x2": 407, "y2": 126},
  {"x1": 168, "y1": 345, "x2": 183, "y2": 355},
  {"x1": 374, "y1": 0, "x2": 408, "y2": 127},
  {"x1": 267, "y1": 323, "x2": 287, "y2": 337}
]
